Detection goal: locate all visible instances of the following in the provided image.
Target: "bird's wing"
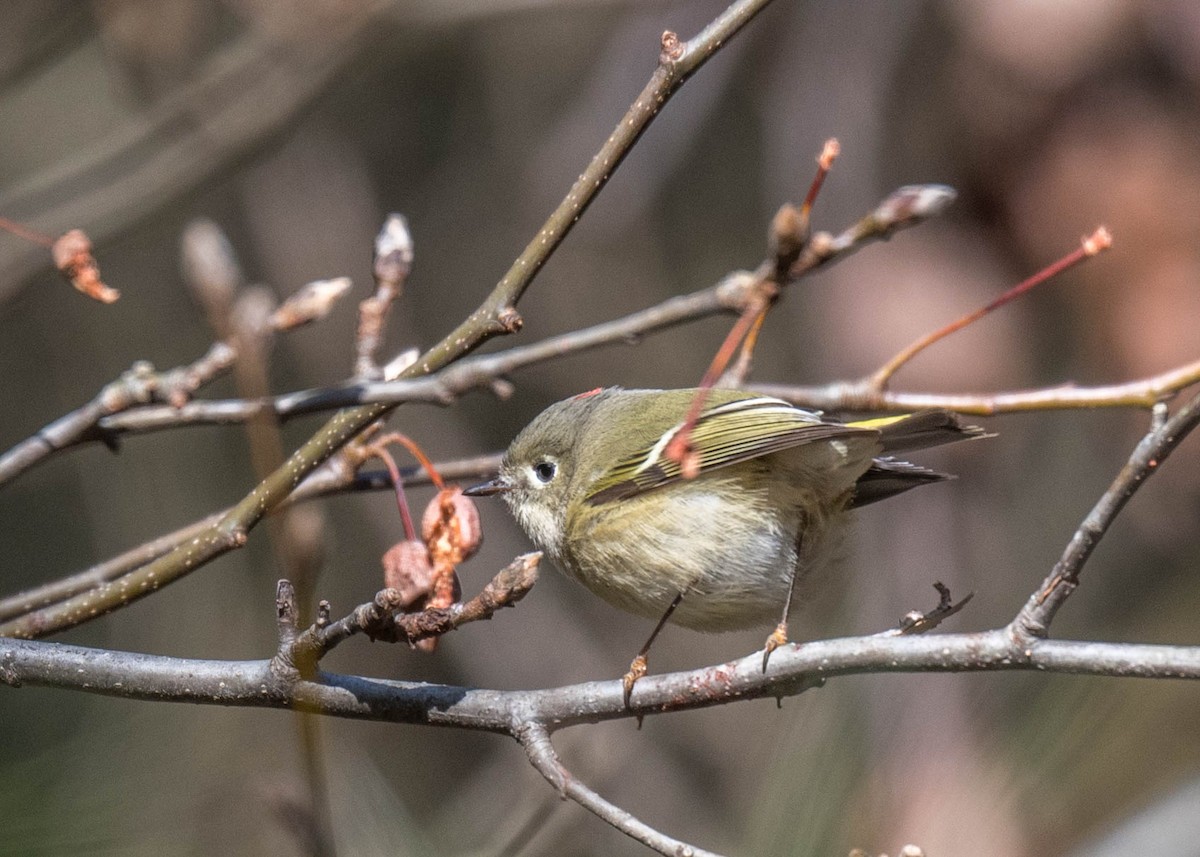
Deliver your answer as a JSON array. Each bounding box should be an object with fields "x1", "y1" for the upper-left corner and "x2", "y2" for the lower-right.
[{"x1": 584, "y1": 396, "x2": 876, "y2": 505}]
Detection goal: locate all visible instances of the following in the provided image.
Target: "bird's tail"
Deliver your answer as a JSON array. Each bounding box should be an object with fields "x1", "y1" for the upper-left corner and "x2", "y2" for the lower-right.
[
  {"x1": 848, "y1": 409, "x2": 989, "y2": 508},
  {"x1": 851, "y1": 409, "x2": 989, "y2": 455}
]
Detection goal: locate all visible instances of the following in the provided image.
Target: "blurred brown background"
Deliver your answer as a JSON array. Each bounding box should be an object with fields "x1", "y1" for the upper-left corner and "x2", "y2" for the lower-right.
[{"x1": 2, "y1": 1, "x2": 1199, "y2": 855}]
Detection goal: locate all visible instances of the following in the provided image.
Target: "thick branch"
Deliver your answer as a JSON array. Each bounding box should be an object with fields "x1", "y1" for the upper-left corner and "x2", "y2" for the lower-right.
[{"x1": 3, "y1": 632, "x2": 1199, "y2": 729}]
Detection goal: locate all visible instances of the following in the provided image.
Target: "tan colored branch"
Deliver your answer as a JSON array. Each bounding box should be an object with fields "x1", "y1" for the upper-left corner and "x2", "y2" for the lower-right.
[{"x1": 751, "y1": 357, "x2": 1200, "y2": 415}]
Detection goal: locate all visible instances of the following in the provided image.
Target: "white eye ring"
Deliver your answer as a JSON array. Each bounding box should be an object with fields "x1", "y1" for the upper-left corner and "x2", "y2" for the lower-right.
[{"x1": 532, "y1": 460, "x2": 557, "y2": 484}]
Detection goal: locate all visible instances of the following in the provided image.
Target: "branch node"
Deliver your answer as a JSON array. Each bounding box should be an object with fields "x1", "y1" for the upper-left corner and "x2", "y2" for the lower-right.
[
  {"x1": 770, "y1": 203, "x2": 806, "y2": 281},
  {"x1": 659, "y1": 30, "x2": 684, "y2": 63},
  {"x1": 271, "y1": 579, "x2": 304, "y2": 678},
  {"x1": 714, "y1": 270, "x2": 760, "y2": 312},
  {"x1": 496, "y1": 306, "x2": 524, "y2": 333}
]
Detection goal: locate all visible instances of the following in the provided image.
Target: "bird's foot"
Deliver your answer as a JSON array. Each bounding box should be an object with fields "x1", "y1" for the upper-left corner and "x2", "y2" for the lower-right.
[
  {"x1": 761, "y1": 621, "x2": 789, "y2": 672},
  {"x1": 623, "y1": 654, "x2": 648, "y2": 708}
]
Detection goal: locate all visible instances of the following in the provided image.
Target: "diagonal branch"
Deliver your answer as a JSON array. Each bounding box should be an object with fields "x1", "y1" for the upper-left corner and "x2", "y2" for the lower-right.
[
  {"x1": 0, "y1": 170, "x2": 961, "y2": 638},
  {"x1": 0, "y1": 453, "x2": 501, "y2": 633},
  {"x1": 1009, "y1": 392, "x2": 1200, "y2": 641},
  {"x1": 516, "y1": 722, "x2": 726, "y2": 857},
  {"x1": 868, "y1": 227, "x2": 1112, "y2": 391}
]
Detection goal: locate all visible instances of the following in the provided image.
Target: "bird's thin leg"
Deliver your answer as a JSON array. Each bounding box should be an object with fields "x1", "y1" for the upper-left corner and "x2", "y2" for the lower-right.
[
  {"x1": 623, "y1": 591, "x2": 684, "y2": 707},
  {"x1": 762, "y1": 533, "x2": 803, "y2": 672}
]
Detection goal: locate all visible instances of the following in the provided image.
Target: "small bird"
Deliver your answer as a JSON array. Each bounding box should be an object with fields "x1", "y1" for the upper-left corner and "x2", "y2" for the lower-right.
[{"x1": 466, "y1": 387, "x2": 984, "y2": 700}]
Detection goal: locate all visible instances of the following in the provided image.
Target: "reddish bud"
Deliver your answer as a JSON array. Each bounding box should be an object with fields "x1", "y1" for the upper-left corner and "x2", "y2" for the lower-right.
[{"x1": 53, "y1": 229, "x2": 118, "y2": 303}]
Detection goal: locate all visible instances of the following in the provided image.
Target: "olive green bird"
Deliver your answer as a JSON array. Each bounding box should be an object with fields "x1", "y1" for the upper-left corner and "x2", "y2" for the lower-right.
[{"x1": 467, "y1": 388, "x2": 985, "y2": 699}]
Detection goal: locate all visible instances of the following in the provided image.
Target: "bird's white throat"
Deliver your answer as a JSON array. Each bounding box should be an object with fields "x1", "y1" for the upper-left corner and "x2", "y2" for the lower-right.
[{"x1": 506, "y1": 492, "x2": 566, "y2": 560}]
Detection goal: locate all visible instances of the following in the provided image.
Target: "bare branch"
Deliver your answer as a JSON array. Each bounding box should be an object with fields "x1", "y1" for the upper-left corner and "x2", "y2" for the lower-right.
[
  {"x1": 3, "y1": 632, "x2": 1199, "y2": 729},
  {"x1": 281, "y1": 553, "x2": 540, "y2": 673},
  {"x1": 1009, "y1": 389, "x2": 1200, "y2": 641},
  {"x1": 869, "y1": 227, "x2": 1112, "y2": 390},
  {"x1": 517, "y1": 722, "x2": 726, "y2": 857},
  {"x1": 271, "y1": 277, "x2": 353, "y2": 332},
  {"x1": 0, "y1": 3, "x2": 392, "y2": 302},
  {"x1": 355, "y1": 214, "x2": 413, "y2": 379},
  {"x1": 23, "y1": 177, "x2": 953, "y2": 453},
  {"x1": 750, "y1": 358, "x2": 1200, "y2": 415},
  {"x1": 0, "y1": 344, "x2": 237, "y2": 487},
  {"x1": 0, "y1": 513, "x2": 221, "y2": 626},
  {"x1": 182, "y1": 218, "x2": 242, "y2": 338}
]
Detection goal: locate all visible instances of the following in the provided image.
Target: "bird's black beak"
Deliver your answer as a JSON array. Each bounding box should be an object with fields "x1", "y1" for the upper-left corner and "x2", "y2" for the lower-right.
[{"x1": 463, "y1": 476, "x2": 511, "y2": 497}]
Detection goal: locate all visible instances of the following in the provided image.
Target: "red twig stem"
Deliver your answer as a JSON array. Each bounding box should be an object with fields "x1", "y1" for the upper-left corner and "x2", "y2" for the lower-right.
[
  {"x1": 375, "y1": 433, "x2": 445, "y2": 491},
  {"x1": 0, "y1": 216, "x2": 55, "y2": 248},
  {"x1": 801, "y1": 138, "x2": 839, "y2": 219},
  {"x1": 364, "y1": 446, "x2": 416, "y2": 541},
  {"x1": 870, "y1": 226, "x2": 1112, "y2": 389}
]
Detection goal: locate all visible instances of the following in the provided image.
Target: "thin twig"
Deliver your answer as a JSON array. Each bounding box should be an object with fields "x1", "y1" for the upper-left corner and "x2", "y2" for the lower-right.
[
  {"x1": 355, "y1": 214, "x2": 413, "y2": 379},
  {"x1": 358, "y1": 445, "x2": 417, "y2": 540},
  {"x1": 880, "y1": 582, "x2": 973, "y2": 637},
  {"x1": 1, "y1": 2, "x2": 797, "y2": 485},
  {"x1": 517, "y1": 722, "x2": 725, "y2": 857},
  {"x1": 790, "y1": 184, "x2": 958, "y2": 277},
  {"x1": 0, "y1": 4, "x2": 391, "y2": 301},
  {"x1": 279, "y1": 553, "x2": 540, "y2": 674},
  {"x1": 0, "y1": 344, "x2": 237, "y2": 487},
  {"x1": 749, "y1": 358, "x2": 1200, "y2": 415},
  {"x1": 1009, "y1": 389, "x2": 1200, "y2": 642},
  {"x1": 0, "y1": 216, "x2": 55, "y2": 247},
  {"x1": 868, "y1": 227, "x2": 1112, "y2": 390},
  {"x1": 797, "y1": 138, "x2": 839, "y2": 226},
  {"x1": 0, "y1": 177, "x2": 959, "y2": 475}
]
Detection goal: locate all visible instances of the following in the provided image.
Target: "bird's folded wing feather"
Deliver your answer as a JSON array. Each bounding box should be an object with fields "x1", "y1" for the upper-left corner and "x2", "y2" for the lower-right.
[{"x1": 585, "y1": 396, "x2": 875, "y2": 505}]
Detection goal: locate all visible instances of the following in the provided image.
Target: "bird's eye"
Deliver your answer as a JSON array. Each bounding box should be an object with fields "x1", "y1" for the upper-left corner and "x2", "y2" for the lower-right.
[{"x1": 533, "y1": 460, "x2": 557, "y2": 483}]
